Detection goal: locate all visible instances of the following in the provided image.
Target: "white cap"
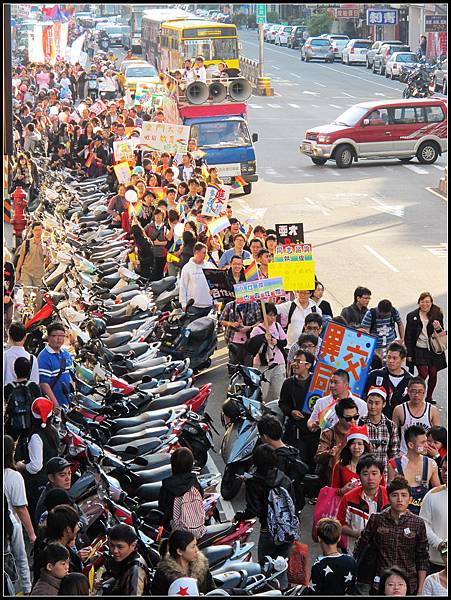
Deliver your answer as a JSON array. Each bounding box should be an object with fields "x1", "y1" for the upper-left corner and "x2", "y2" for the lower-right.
[{"x1": 168, "y1": 577, "x2": 199, "y2": 596}]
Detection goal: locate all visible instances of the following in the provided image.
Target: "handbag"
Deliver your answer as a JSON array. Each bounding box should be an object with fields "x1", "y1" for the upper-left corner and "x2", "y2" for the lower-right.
[
  {"x1": 287, "y1": 541, "x2": 309, "y2": 586},
  {"x1": 430, "y1": 329, "x2": 447, "y2": 354}
]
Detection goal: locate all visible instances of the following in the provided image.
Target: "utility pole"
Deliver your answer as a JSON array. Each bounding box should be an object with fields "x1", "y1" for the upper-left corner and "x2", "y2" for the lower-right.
[{"x1": 258, "y1": 23, "x2": 264, "y2": 79}]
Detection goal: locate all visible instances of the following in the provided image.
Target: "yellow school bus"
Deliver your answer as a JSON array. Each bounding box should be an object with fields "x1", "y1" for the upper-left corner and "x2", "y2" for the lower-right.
[{"x1": 142, "y1": 15, "x2": 240, "y2": 73}]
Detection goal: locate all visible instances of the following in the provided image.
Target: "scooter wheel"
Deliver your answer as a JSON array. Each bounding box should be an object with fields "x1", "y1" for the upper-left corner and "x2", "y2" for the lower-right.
[{"x1": 220, "y1": 464, "x2": 245, "y2": 501}]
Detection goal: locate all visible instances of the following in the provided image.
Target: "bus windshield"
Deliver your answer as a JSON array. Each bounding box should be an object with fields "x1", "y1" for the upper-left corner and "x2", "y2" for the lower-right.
[
  {"x1": 192, "y1": 121, "x2": 251, "y2": 148},
  {"x1": 183, "y1": 38, "x2": 238, "y2": 61}
]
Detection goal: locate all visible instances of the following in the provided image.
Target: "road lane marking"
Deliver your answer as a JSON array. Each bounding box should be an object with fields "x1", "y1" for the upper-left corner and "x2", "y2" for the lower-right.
[
  {"x1": 403, "y1": 164, "x2": 430, "y2": 175},
  {"x1": 423, "y1": 243, "x2": 447, "y2": 257},
  {"x1": 320, "y1": 64, "x2": 404, "y2": 91},
  {"x1": 374, "y1": 92, "x2": 386, "y2": 96},
  {"x1": 341, "y1": 92, "x2": 355, "y2": 98},
  {"x1": 288, "y1": 103, "x2": 300, "y2": 108},
  {"x1": 305, "y1": 197, "x2": 315, "y2": 204},
  {"x1": 425, "y1": 187, "x2": 447, "y2": 201},
  {"x1": 303, "y1": 90, "x2": 320, "y2": 95},
  {"x1": 304, "y1": 196, "x2": 330, "y2": 215},
  {"x1": 271, "y1": 65, "x2": 281, "y2": 70},
  {"x1": 267, "y1": 103, "x2": 281, "y2": 108},
  {"x1": 249, "y1": 103, "x2": 263, "y2": 109},
  {"x1": 364, "y1": 245, "x2": 400, "y2": 272},
  {"x1": 432, "y1": 165, "x2": 445, "y2": 170},
  {"x1": 311, "y1": 104, "x2": 320, "y2": 108},
  {"x1": 313, "y1": 81, "x2": 326, "y2": 87},
  {"x1": 206, "y1": 455, "x2": 235, "y2": 521},
  {"x1": 289, "y1": 72, "x2": 301, "y2": 78},
  {"x1": 329, "y1": 104, "x2": 342, "y2": 108}
]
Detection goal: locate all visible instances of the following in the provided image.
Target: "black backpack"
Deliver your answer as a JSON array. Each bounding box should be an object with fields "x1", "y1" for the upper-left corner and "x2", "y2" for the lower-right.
[
  {"x1": 6, "y1": 379, "x2": 34, "y2": 431},
  {"x1": 369, "y1": 307, "x2": 396, "y2": 333},
  {"x1": 286, "y1": 302, "x2": 316, "y2": 330}
]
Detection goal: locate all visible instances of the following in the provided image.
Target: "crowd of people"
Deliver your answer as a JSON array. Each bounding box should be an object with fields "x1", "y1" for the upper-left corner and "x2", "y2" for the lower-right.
[{"x1": 3, "y1": 34, "x2": 448, "y2": 597}]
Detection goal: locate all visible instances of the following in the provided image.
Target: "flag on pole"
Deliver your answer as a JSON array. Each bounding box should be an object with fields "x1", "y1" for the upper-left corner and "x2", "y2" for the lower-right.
[
  {"x1": 208, "y1": 216, "x2": 230, "y2": 236},
  {"x1": 318, "y1": 400, "x2": 336, "y2": 430}
]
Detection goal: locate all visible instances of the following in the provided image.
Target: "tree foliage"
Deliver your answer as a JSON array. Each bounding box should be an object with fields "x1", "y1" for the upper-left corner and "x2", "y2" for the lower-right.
[{"x1": 307, "y1": 11, "x2": 334, "y2": 36}]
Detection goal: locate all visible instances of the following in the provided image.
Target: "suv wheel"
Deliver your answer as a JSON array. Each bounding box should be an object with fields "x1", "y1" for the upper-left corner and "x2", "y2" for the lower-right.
[
  {"x1": 366, "y1": 59, "x2": 371, "y2": 69},
  {"x1": 372, "y1": 62, "x2": 377, "y2": 73},
  {"x1": 416, "y1": 141, "x2": 439, "y2": 164},
  {"x1": 334, "y1": 144, "x2": 354, "y2": 169}
]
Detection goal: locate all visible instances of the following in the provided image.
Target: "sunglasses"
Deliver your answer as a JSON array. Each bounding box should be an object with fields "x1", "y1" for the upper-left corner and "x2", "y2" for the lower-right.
[
  {"x1": 293, "y1": 360, "x2": 309, "y2": 365},
  {"x1": 343, "y1": 414, "x2": 359, "y2": 422}
]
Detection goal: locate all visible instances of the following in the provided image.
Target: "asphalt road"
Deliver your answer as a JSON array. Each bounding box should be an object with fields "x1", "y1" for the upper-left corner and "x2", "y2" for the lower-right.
[{"x1": 196, "y1": 31, "x2": 447, "y2": 559}]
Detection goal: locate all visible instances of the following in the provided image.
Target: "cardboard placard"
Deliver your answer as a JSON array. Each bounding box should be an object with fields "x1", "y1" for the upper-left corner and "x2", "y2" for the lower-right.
[
  {"x1": 113, "y1": 161, "x2": 131, "y2": 185},
  {"x1": 268, "y1": 261, "x2": 316, "y2": 291},
  {"x1": 113, "y1": 140, "x2": 135, "y2": 163},
  {"x1": 140, "y1": 122, "x2": 190, "y2": 154},
  {"x1": 273, "y1": 244, "x2": 313, "y2": 263},
  {"x1": 202, "y1": 185, "x2": 230, "y2": 216},
  {"x1": 276, "y1": 223, "x2": 305, "y2": 244},
  {"x1": 234, "y1": 277, "x2": 285, "y2": 305}
]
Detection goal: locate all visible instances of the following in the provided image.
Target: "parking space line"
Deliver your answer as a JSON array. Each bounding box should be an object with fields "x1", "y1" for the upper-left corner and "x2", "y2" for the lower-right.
[
  {"x1": 403, "y1": 164, "x2": 430, "y2": 175},
  {"x1": 313, "y1": 82, "x2": 326, "y2": 87},
  {"x1": 267, "y1": 103, "x2": 281, "y2": 108},
  {"x1": 271, "y1": 65, "x2": 281, "y2": 70},
  {"x1": 364, "y1": 245, "x2": 400, "y2": 272},
  {"x1": 290, "y1": 72, "x2": 301, "y2": 78},
  {"x1": 329, "y1": 104, "x2": 342, "y2": 108},
  {"x1": 341, "y1": 92, "x2": 356, "y2": 98}
]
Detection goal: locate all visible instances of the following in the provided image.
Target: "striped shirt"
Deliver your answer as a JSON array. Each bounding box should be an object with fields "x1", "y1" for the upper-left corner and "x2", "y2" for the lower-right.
[{"x1": 38, "y1": 344, "x2": 74, "y2": 409}]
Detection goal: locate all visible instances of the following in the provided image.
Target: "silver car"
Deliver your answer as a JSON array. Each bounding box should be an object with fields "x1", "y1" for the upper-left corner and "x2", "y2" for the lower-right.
[
  {"x1": 326, "y1": 34, "x2": 350, "y2": 61},
  {"x1": 301, "y1": 37, "x2": 334, "y2": 62},
  {"x1": 366, "y1": 39, "x2": 404, "y2": 69}
]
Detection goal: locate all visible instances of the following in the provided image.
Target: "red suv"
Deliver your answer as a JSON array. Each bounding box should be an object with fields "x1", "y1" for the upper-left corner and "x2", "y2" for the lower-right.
[{"x1": 300, "y1": 98, "x2": 447, "y2": 168}]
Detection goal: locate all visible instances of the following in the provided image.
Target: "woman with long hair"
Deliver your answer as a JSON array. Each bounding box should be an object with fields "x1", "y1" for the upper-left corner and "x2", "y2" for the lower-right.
[
  {"x1": 331, "y1": 425, "x2": 374, "y2": 492},
  {"x1": 405, "y1": 292, "x2": 447, "y2": 404}
]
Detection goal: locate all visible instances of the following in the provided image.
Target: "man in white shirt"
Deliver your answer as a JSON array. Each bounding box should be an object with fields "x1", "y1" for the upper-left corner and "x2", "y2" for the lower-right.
[
  {"x1": 179, "y1": 242, "x2": 216, "y2": 322},
  {"x1": 4, "y1": 321, "x2": 40, "y2": 385},
  {"x1": 307, "y1": 369, "x2": 368, "y2": 431},
  {"x1": 419, "y1": 456, "x2": 447, "y2": 574},
  {"x1": 194, "y1": 56, "x2": 207, "y2": 83},
  {"x1": 276, "y1": 290, "x2": 322, "y2": 349}
]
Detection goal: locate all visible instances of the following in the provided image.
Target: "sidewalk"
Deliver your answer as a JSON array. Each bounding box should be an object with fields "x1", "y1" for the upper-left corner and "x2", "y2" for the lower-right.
[{"x1": 4, "y1": 221, "x2": 14, "y2": 249}]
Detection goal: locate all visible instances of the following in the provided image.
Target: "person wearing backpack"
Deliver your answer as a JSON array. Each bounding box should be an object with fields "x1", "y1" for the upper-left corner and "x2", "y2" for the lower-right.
[
  {"x1": 15, "y1": 221, "x2": 49, "y2": 312},
  {"x1": 4, "y1": 321, "x2": 40, "y2": 386},
  {"x1": 234, "y1": 444, "x2": 300, "y2": 589},
  {"x1": 360, "y1": 299, "x2": 405, "y2": 357},
  {"x1": 4, "y1": 356, "x2": 42, "y2": 442},
  {"x1": 158, "y1": 448, "x2": 205, "y2": 538},
  {"x1": 257, "y1": 415, "x2": 309, "y2": 514},
  {"x1": 275, "y1": 290, "x2": 322, "y2": 350}
]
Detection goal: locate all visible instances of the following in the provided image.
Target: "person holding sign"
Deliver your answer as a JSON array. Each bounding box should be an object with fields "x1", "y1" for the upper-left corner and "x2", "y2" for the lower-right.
[
  {"x1": 179, "y1": 242, "x2": 215, "y2": 322},
  {"x1": 276, "y1": 290, "x2": 322, "y2": 349},
  {"x1": 248, "y1": 303, "x2": 288, "y2": 403},
  {"x1": 219, "y1": 300, "x2": 262, "y2": 368}
]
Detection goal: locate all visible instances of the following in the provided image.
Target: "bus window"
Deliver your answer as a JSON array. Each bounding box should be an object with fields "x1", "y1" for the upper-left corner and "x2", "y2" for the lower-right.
[
  {"x1": 192, "y1": 121, "x2": 251, "y2": 148},
  {"x1": 183, "y1": 38, "x2": 238, "y2": 61}
]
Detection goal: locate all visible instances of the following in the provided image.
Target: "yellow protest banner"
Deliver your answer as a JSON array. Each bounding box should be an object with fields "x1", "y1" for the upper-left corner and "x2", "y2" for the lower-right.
[
  {"x1": 113, "y1": 162, "x2": 131, "y2": 185},
  {"x1": 268, "y1": 261, "x2": 316, "y2": 291}
]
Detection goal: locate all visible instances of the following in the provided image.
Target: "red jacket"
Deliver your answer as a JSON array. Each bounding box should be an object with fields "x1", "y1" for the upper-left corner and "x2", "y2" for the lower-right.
[{"x1": 337, "y1": 485, "x2": 389, "y2": 541}]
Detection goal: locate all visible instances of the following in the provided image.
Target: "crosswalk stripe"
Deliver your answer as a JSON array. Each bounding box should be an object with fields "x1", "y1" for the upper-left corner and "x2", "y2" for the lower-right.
[
  {"x1": 403, "y1": 164, "x2": 430, "y2": 175},
  {"x1": 249, "y1": 104, "x2": 263, "y2": 109},
  {"x1": 267, "y1": 103, "x2": 281, "y2": 108},
  {"x1": 289, "y1": 72, "x2": 301, "y2": 78},
  {"x1": 288, "y1": 103, "x2": 300, "y2": 108},
  {"x1": 329, "y1": 104, "x2": 342, "y2": 108}
]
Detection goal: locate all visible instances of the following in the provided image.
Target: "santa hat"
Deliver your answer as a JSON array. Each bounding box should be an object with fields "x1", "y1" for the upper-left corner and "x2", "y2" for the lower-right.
[
  {"x1": 31, "y1": 397, "x2": 54, "y2": 428},
  {"x1": 168, "y1": 577, "x2": 199, "y2": 596},
  {"x1": 347, "y1": 424, "x2": 370, "y2": 445},
  {"x1": 367, "y1": 386, "x2": 387, "y2": 401}
]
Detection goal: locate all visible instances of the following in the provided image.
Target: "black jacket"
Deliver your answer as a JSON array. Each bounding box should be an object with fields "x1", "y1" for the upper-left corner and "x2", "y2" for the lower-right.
[
  {"x1": 364, "y1": 366, "x2": 412, "y2": 419},
  {"x1": 158, "y1": 472, "x2": 204, "y2": 531},
  {"x1": 151, "y1": 551, "x2": 214, "y2": 595},
  {"x1": 104, "y1": 551, "x2": 150, "y2": 596},
  {"x1": 241, "y1": 468, "x2": 294, "y2": 529},
  {"x1": 405, "y1": 308, "x2": 447, "y2": 371},
  {"x1": 130, "y1": 224, "x2": 155, "y2": 275},
  {"x1": 340, "y1": 303, "x2": 368, "y2": 328}
]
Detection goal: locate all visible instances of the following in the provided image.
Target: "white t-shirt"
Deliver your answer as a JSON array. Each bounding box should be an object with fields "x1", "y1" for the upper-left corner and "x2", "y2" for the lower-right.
[
  {"x1": 4, "y1": 468, "x2": 28, "y2": 522},
  {"x1": 3, "y1": 346, "x2": 40, "y2": 385},
  {"x1": 422, "y1": 572, "x2": 447, "y2": 596},
  {"x1": 276, "y1": 299, "x2": 322, "y2": 348},
  {"x1": 309, "y1": 393, "x2": 368, "y2": 427}
]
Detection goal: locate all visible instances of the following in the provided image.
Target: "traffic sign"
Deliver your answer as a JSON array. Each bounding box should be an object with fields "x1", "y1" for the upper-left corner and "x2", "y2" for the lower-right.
[{"x1": 256, "y1": 4, "x2": 267, "y2": 24}]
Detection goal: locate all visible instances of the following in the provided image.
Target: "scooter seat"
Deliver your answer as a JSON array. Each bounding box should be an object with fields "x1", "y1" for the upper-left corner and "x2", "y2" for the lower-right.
[
  {"x1": 106, "y1": 342, "x2": 150, "y2": 357},
  {"x1": 150, "y1": 276, "x2": 177, "y2": 296},
  {"x1": 101, "y1": 331, "x2": 133, "y2": 348},
  {"x1": 213, "y1": 561, "x2": 262, "y2": 577},
  {"x1": 104, "y1": 437, "x2": 161, "y2": 457},
  {"x1": 124, "y1": 363, "x2": 169, "y2": 383},
  {"x1": 115, "y1": 419, "x2": 166, "y2": 435},
  {"x1": 108, "y1": 426, "x2": 168, "y2": 446},
  {"x1": 116, "y1": 289, "x2": 142, "y2": 302},
  {"x1": 98, "y1": 274, "x2": 121, "y2": 289},
  {"x1": 106, "y1": 310, "x2": 153, "y2": 328},
  {"x1": 135, "y1": 481, "x2": 162, "y2": 501},
  {"x1": 136, "y1": 380, "x2": 188, "y2": 396},
  {"x1": 213, "y1": 572, "x2": 246, "y2": 590},
  {"x1": 136, "y1": 501, "x2": 159, "y2": 515},
  {"x1": 132, "y1": 464, "x2": 171, "y2": 484},
  {"x1": 110, "y1": 283, "x2": 141, "y2": 296},
  {"x1": 203, "y1": 545, "x2": 233, "y2": 568},
  {"x1": 127, "y1": 452, "x2": 171, "y2": 471},
  {"x1": 106, "y1": 318, "x2": 151, "y2": 336},
  {"x1": 112, "y1": 405, "x2": 186, "y2": 432},
  {"x1": 143, "y1": 387, "x2": 199, "y2": 411}
]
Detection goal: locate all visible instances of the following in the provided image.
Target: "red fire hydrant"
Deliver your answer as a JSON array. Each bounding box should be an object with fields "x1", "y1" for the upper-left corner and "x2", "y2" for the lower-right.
[{"x1": 11, "y1": 186, "x2": 28, "y2": 249}]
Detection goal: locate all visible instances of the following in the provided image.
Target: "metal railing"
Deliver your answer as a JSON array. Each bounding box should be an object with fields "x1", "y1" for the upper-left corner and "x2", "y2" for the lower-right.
[{"x1": 239, "y1": 55, "x2": 260, "y2": 86}]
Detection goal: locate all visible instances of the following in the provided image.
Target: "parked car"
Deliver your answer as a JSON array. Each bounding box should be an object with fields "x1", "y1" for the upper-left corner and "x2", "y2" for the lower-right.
[
  {"x1": 262, "y1": 23, "x2": 272, "y2": 41},
  {"x1": 124, "y1": 62, "x2": 160, "y2": 94},
  {"x1": 385, "y1": 52, "x2": 418, "y2": 79},
  {"x1": 432, "y1": 58, "x2": 448, "y2": 94},
  {"x1": 325, "y1": 34, "x2": 350, "y2": 61},
  {"x1": 267, "y1": 24, "x2": 282, "y2": 44},
  {"x1": 366, "y1": 40, "x2": 405, "y2": 69},
  {"x1": 373, "y1": 43, "x2": 410, "y2": 75},
  {"x1": 341, "y1": 39, "x2": 373, "y2": 65},
  {"x1": 287, "y1": 26, "x2": 307, "y2": 49},
  {"x1": 274, "y1": 25, "x2": 294, "y2": 46},
  {"x1": 301, "y1": 37, "x2": 334, "y2": 62},
  {"x1": 300, "y1": 98, "x2": 447, "y2": 168}
]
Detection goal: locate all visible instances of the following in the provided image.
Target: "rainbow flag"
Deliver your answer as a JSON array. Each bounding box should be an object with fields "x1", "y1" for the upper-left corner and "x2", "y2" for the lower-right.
[
  {"x1": 235, "y1": 175, "x2": 247, "y2": 187},
  {"x1": 244, "y1": 259, "x2": 259, "y2": 282},
  {"x1": 231, "y1": 180, "x2": 244, "y2": 190},
  {"x1": 208, "y1": 216, "x2": 230, "y2": 236},
  {"x1": 128, "y1": 201, "x2": 142, "y2": 218},
  {"x1": 318, "y1": 400, "x2": 337, "y2": 430}
]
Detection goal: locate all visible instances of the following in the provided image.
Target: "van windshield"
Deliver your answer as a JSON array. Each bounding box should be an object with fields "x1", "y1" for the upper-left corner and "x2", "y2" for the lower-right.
[
  {"x1": 333, "y1": 105, "x2": 368, "y2": 127},
  {"x1": 192, "y1": 121, "x2": 251, "y2": 148}
]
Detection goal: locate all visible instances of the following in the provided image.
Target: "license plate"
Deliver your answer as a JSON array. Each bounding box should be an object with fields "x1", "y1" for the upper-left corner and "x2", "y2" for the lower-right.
[
  {"x1": 209, "y1": 163, "x2": 241, "y2": 177},
  {"x1": 222, "y1": 177, "x2": 232, "y2": 184},
  {"x1": 302, "y1": 142, "x2": 312, "y2": 154}
]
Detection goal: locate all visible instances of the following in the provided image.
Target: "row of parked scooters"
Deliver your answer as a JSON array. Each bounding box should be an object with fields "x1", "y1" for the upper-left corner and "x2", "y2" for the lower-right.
[{"x1": 20, "y1": 161, "x2": 305, "y2": 594}]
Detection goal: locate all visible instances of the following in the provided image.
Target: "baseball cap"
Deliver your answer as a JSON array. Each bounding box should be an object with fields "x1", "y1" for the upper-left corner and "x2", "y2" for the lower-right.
[
  {"x1": 367, "y1": 386, "x2": 387, "y2": 401},
  {"x1": 46, "y1": 456, "x2": 71, "y2": 475}
]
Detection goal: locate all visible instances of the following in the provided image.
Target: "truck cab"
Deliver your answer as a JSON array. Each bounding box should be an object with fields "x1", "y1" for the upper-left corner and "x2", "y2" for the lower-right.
[{"x1": 180, "y1": 103, "x2": 258, "y2": 194}]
